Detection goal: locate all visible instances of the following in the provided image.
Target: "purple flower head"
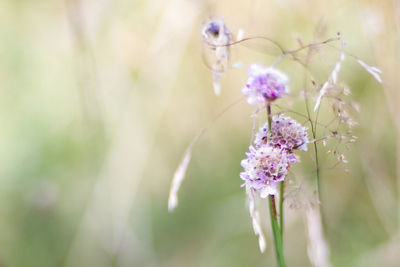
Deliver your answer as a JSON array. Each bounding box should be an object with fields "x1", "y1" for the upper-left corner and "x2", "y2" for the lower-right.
[
  {"x1": 255, "y1": 114, "x2": 309, "y2": 152},
  {"x1": 240, "y1": 145, "x2": 290, "y2": 197},
  {"x1": 242, "y1": 64, "x2": 289, "y2": 105}
]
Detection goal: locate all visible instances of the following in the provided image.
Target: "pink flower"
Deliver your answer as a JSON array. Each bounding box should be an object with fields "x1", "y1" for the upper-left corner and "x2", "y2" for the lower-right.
[
  {"x1": 255, "y1": 115, "x2": 309, "y2": 151},
  {"x1": 240, "y1": 145, "x2": 290, "y2": 197},
  {"x1": 242, "y1": 64, "x2": 289, "y2": 105}
]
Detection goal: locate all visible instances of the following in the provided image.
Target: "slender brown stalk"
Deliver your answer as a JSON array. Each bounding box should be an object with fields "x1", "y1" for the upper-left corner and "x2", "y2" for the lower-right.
[{"x1": 270, "y1": 195, "x2": 278, "y2": 218}]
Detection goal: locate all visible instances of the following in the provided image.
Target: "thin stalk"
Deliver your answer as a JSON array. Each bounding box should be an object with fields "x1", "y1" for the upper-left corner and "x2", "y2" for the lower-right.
[
  {"x1": 269, "y1": 196, "x2": 286, "y2": 267},
  {"x1": 312, "y1": 134, "x2": 326, "y2": 232},
  {"x1": 266, "y1": 101, "x2": 286, "y2": 267},
  {"x1": 267, "y1": 102, "x2": 272, "y2": 127},
  {"x1": 312, "y1": 91, "x2": 328, "y2": 232},
  {"x1": 302, "y1": 52, "x2": 327, "y2": 233},
  {"x1": 313, "y1": 138, "x2": 322, "y2": 205},
  {"x1": 279, "y1": 181, "x2": 285, "y2": 237},
  {"x1": 307, "y1": 107, "x2": 323, "y2": 208}
]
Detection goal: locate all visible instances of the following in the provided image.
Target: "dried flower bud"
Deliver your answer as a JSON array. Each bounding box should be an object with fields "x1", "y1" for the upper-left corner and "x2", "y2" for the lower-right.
[
  {"x1": 202, "y1": 18, "x2": 231, "y2": 46},
  {"x1": 202, "y1": 17, "x2": 232, "y2": 95}
]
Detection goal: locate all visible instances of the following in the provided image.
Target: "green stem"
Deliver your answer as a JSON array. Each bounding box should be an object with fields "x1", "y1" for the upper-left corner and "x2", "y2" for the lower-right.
[
  {"x1": 302, "y1": 60, "x2": 327, "y2": 234},
  {"x1": 269, "y1": 196, "x2": 286, "y2": 267},
  {"x1": 267, "y1": 102, "x2": 272, "y2": 128},
  {"x1": 279, "y1": 181, "x2": 285, "y2": 238},
  {"x1": 266, "y1": 101, "x2": 286, "y2": 267},
  {"x1": 313, "y1": 99, "x2": 323, "y2": 206},
  {"x1": 312, "y1": 131, "x2": 326, "y2": 231}
]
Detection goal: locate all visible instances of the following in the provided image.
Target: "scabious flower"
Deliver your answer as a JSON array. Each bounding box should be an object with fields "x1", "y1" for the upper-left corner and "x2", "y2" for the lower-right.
[
  {"x1": 242, "y1": 64, "x2": 289, "y2": 105},
  {"x1": 240, "y1": 145, "x2": 290, "y2": 197},
  {"x1": 255, "y1": 115, "x2": 309, "y2": 151}
]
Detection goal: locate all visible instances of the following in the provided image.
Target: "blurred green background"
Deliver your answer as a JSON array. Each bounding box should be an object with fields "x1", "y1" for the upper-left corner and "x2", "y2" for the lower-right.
[{"x1": 0, "y1": 0, "x2": 399, "y2": 266}]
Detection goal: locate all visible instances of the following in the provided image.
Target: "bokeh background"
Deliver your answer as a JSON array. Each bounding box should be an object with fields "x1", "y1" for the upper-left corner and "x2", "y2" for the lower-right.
[{"x1": 0, "y1": 0, "x2": 399, "y2": 266}]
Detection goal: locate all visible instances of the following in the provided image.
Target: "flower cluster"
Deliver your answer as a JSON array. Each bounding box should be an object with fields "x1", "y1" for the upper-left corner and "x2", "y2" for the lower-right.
[
  {"x1": 169, "y1": 20, "x2": 372, "y2": 260},
  {"x1": 241, "y1": 116, "x2": 307, "y2": 197},
  {"x1": 255, "y1": 115, "x2": 309, "y2": 151},
  {"x1": 240, "y1": 145, "x2": 290, "y2": 197},
  {"x1": 241, "y1": 68, "x2": 308, "y2": 197},
  {"x1": 242, "y1": 64, "x2": 289, "y2": 105}
]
